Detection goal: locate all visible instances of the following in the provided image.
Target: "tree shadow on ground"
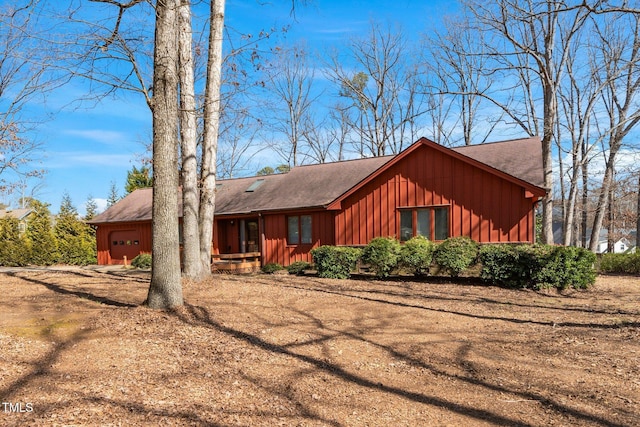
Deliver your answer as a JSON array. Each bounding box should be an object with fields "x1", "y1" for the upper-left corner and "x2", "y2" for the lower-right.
[
  {"x1": 7, "y1": 271, "x2": 138, "y2": 308},
  {"x1": 169, "y1": 302, "x2": 626, "y2": 427}
]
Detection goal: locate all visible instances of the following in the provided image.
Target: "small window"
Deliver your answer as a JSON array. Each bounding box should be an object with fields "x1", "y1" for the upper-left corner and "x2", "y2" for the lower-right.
[
  {"x1": 288, "y1": 216, "x2": 299, "y2": 244},
  {"x1": 434, "y1": 208, "x2": 449, "y2": 241},
  {"x1": 287, "y1": 215, "x2": 313, "y2": 245},
  {"x1": 417, "y1": 209, "x2": 430, "y2": 238},
  {"x1": 400, "y1": 210, "x2": 413, "y2": 242}
]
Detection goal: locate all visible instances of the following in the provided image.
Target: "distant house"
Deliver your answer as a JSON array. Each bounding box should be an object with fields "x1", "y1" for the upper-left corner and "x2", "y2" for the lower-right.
[
  {"x1": 88, "y1": 137, "x2": 547, "y2": 266},
  {"x1": 0, "y1": 208, "x2": 34, "y2": 235}
]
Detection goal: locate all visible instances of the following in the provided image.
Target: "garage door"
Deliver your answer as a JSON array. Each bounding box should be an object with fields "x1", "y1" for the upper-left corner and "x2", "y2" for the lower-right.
[{"x1": 109, "y1": 230, "x2": 141, "y2": 264}]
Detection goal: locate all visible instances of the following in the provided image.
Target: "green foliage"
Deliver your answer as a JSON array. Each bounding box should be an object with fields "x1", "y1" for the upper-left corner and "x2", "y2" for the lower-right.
[
  {"x1": 480, "y1": 244, "x2": 597, "y2": 290},
  {"x1": 287, "y1": 261, "x2": 311, "y2": 275},
  {"x1": 125, "y1": 165, "x2": 153, "y2": 194},
  {"x1": 399, "y1": 235, "x2": 435, "y2": 276},
  {"x1": 84, "y1": 195, "x2": 99, "y2": 221},
  {"x1": 599, "y1": 252, "x2": 640, "y2": 275},
  {"x1": 262, "y1": 262, "x2": 284, "y2": 274},
  {"x1": 311, "y1": 245, "x2": 362, "y2": 279},
  {"x1": 131, "y1": 253, "x2": 152, "y2": 269},
  {"x1": 54, "y1": 193, "x2": 97, "y2": 266},
  {"x1": 107, "y1": 181, "x2": 121, "y2": 207},
  {"x1": 433, "y1": 236, "x2": 479, "y2": 277},
  {"x1": 0, "y1": 217, "x2": 30, "y2": 266},
  {"x1": 361, "y1": 236, "x2": 401, "y2": 278},
  {"x1": 25, "y1": 200, "x2": 58, "y2": 265}
]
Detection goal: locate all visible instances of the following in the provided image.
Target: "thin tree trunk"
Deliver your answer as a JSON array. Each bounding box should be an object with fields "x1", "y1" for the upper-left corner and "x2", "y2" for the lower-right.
[
  {"x1": 146, "y1": 0, "x2": 183, "y2": 309},
  {"x1": 199, "y1": 0, "x2": 225, "y2": 272},
  {"x1": 178, "y1": 0, "x2": 202, "y2": 280},
  {"x1": 636, "y1": 170, "x2": 640, "y2": 252},
  {"x1": 589, "y1": 142, "x2": 620, "y2": 252}
]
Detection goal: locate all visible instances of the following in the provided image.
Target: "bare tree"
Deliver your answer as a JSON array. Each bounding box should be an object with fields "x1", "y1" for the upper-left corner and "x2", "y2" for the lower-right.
[
  {"x1": 424, "y1": 14, "x2": 499, "y2": 146},
  {"x1": 0, "y1": 2, "x2": 66, "y2": 196},
  {"x1": 327, "y1": 22, "x2": 425, "y2": 157},
  {"x1": 461, "y1": 0, "x2": 596, "y2": 244},
  {"x1": 264, "y1": 43, "x2": 319, "y2": 166},
  {"x1": 588, "y1": 12, "x2": 640, "y2": 252},
  {"x1": 146, "y1": 0, "x2": 182, "y2": 309}
]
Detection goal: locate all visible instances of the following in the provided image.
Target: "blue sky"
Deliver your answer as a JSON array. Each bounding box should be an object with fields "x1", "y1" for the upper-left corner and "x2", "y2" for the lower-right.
[{"x1": 4, "y1": 0, "x2": 457, "y2": 215}]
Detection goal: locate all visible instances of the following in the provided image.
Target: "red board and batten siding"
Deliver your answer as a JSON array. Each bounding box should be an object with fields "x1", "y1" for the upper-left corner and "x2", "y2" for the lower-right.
[
  {"x1": 94, "y1": 221, "x2": 152, "y2": 265},
  {"x1": 333, "y1": 144, "x2": 537, "y2": 246},
  {"x1": 261, "y1": 210, "x2": 334, "y2": 266}
]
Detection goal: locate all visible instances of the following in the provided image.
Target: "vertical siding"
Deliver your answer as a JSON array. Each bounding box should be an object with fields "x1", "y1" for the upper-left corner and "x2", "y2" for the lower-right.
[
  {"x1": 334, "y1": 144, "x2": 537, "y2": 245},
  {"x1": 262, "y1": 211, "x2": 334, "y2": 266}
]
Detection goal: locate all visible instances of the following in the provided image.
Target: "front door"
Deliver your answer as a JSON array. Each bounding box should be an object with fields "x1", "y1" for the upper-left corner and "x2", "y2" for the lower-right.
[{"x1": 245, "y1": 220, "x2": 259, "y2": 252}]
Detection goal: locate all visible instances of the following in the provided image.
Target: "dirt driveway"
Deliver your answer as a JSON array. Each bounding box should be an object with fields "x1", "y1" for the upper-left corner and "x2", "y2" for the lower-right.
[{"x1": 0, "y1": 267, "x2": 638, "y2": 426}]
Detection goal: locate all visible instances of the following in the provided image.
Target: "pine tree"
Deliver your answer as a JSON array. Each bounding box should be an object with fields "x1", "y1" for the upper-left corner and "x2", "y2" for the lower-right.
[
  {"x1": 107, "y1": 181, "x2": 120, "y2": 207},
  {"x1": 0, "y1": 217, "x2": 30, "y2": 266},
  {"x1": 125, "y1": 165, "x2": 153, "y2": 194},
  {"x1": 25, "y1": 200, "x2": 58, "y2": 265},
  {"x1": 84, "y1": 195, "x2": 98, "y2": 221},
  {"x1": 55, "y1": 193, "x2": 96, "y2": 265}
]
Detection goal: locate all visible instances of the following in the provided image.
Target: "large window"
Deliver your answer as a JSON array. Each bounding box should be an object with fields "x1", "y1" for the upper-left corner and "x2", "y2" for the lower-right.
[
  {"x1": 287, "y1": 215, "x2": 312, "y2": 245},
  {"x1": 399, "y1": 206, "x2": 449, "y2": 241}
]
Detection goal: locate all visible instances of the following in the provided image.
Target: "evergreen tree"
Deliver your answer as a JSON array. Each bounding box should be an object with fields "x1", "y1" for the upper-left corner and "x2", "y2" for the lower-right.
[
  {"x1": 25, "y1": 199, "x2": 58, "y2": 265},
  {"x1": 107, "y1": 181, "x2": 120, "y2": 207},
  {"x1": 0, "y1": 217, "x2": 30, "y2": 266},
  {"x1": 55, "y1": 193, "x2": 96, "y2": 265},
  {"x1": 84, "y1": 195, "x2": 98, "y2": 221},
  {"x1": 125, "y1": 165, "x2": 153, "y2": 194}
]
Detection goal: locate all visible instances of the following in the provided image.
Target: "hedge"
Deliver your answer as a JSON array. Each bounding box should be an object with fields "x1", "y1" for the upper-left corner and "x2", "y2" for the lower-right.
[{"x1": 480, "y1": 244, "x2": 596, "y2": 290}]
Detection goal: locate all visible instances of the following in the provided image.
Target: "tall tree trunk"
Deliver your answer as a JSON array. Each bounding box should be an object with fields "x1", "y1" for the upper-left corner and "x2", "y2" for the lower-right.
[
  {"x1": 199, "y1": 0, "x2": 225, "y2": 272},
  {"x1": 589, "y1": 142, "x2": 620, "y2": 252},
  {"x1": 146, "y1": 0, "x2": 183, "y2": 309},
  {"x1": 178, "y1": 0, "x2": 203, "y2": 280},
  {"x1": 636, "y1": 170, "x2": 640, "y2": 252},
  {"x1": 580, "y1": 147, "x2": 589, "y2": 248}
]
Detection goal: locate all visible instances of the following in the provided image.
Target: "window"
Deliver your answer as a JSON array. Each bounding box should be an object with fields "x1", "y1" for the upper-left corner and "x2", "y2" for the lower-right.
[
  {"x1": 288, "y1": 215, "x2": 312, "y2": 245},
  {"x1": 399, "y1": 206, "x2": 449, "y2": 241}
]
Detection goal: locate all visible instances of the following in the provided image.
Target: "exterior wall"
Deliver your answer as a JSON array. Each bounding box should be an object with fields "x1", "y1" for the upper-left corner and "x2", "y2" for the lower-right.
[
  {"x1": 261, "y1": 210, "x2": 335, "y2": 266},
  {"x1": 334, "y1": 144, "x2": 537, "y2": 245},
  {"x1": 94, "y1": 221, "x2": 152, "y2": 265}
]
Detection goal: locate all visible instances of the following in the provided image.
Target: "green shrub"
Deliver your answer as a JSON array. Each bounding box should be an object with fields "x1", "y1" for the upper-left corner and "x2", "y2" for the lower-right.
[
  {"x1": 131, "y1": 253, "x2": 152, "y2": 269},
  {"x1": 311, "y1": 245, "x2": 362, "y2": 279},
  {"x1": 599, "y1": 252, "x2": 640, "y2": 275},
  {"x1": 287, "y1": 261, "x2": 311, "y2": 275},
  {"x1": 480, "y1": 244, "x2": 597, "y2": 290},
  {"x1": 433, "y1": 236, "x2": 479, "y2": 277},
  {"x1": 361, "y1": 237, "x2": 401, "y2": 278},
  {"x1": 399, "y1": 235, "x2": 435, "y2": 276},
  {"x1": 262, "y1": 262, "x2": 284, "y2": 274}
]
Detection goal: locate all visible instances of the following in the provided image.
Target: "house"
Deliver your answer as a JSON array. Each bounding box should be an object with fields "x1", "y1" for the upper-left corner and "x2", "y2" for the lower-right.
[
  {"x1": 0, "y1": 208, "x2": 34, "y2": 235},
  {"x1": 88, "y1": 137, "x2": 547, "y2": 267}
]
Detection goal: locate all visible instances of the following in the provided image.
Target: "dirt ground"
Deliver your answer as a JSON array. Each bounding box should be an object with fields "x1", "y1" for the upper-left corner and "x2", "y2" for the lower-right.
[{"x1": 0, "y1": 267, "x2": 638, "y2": 426}]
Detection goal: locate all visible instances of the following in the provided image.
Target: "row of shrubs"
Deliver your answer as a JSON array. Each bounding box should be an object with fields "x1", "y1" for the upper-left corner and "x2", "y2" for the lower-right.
[
  {"x1": 598, "y1": 252, "x2": 640, "y2": 275},
  {"x1": 298, "y1": 236, "x2": 597, "y2": 290}
]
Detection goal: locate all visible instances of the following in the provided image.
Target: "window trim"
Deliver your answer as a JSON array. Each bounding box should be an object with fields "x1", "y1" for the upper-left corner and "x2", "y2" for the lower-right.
[
  {"x1": 287, "y1": 214, "x2": 313, "y2": 246},
  {"x1": 398, "y1": 205, "x2": 450, "y2": 242}
]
